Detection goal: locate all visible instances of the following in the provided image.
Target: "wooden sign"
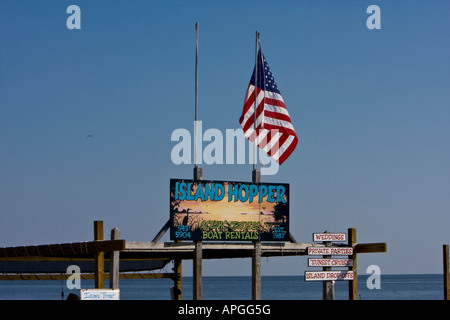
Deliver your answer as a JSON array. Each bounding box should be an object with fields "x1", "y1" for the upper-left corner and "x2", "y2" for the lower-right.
[
  {"x1": 313, "y1": 233, "x2": 346, "y2": 242},
  {"x1": 307, "y1": 247, "x2": 353, "y2": 255},
  {"x1": 304, "y1": 271, "x2": 354, "y2": 282},
  {"x1": 170, "y1": 179, "x2": 290, "y2": 241},
  {"x1": 308, "y1": 258, "x2": 353, "y2": 267},
  {"x1": 80, "y1": 289, "x2": 120, "y2": 300}
]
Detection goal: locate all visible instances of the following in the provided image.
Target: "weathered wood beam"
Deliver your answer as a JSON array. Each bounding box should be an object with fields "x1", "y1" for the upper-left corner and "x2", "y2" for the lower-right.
[
  {"x1": 0, "y1": 272, "x2": 175, "y2": 281},
  {"x1": 0, "y1": 240, "x2": 126, "y2": 258},
  {"x1": 356, "y1": 243, "x2": 387, "y2": 254},
  {"x1": 152, "y1": 220, "x2": 170, "y2": 243}
]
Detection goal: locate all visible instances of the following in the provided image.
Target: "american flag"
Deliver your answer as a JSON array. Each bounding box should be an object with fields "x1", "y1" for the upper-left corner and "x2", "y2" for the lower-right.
[{"x1": 239, "y1": 49, "x2": 298, "y2": 165}]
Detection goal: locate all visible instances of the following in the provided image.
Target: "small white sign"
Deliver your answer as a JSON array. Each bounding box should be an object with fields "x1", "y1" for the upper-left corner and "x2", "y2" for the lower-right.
[
  {"x1": 313, "y1": 233, "x2": 346, "y2": 242},
  {"x1": 304, "y1": 271, "x2": 354, "y2": 282},
  {"x1": 308, "y1": 258, "x2": 353, "y2": 267},
  {"x1": 307, "y1": 247, "x2": 353, "y2": 255},
  {"x1": 80, "y1": 289, "x2": 120, "y2": 300}
]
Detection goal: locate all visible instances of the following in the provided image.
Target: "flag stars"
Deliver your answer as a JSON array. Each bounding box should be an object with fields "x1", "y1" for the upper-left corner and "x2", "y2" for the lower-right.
[{"x1": 254, "y1": 51, "x2": 281, "y2": 94}]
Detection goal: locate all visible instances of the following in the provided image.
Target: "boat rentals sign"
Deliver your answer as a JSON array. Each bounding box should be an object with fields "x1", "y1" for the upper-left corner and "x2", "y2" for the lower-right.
[{"x1": 170, "y1": 179, "x2": 289, "y2": 241}]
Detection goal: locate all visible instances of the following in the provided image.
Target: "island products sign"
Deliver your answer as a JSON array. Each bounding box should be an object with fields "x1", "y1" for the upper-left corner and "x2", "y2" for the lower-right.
[{"x1": 170, "y1": 179, "x2": 289, "y2": 242}]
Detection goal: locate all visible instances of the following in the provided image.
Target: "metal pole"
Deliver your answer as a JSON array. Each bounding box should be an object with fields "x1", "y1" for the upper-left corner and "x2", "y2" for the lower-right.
[
  {"x1": 194, "y1": 22, "x2": 198, "y2": 167},
  {"x1": 251, "y1": 48, "x2": 262, "y2": 300},
  {"x1": 195, "y1": 23, "x2": 198, "y2": 121},
  {"x1": 193, "y1": 26, "x2": 203, "y2": 298},
  {"x1": 253, "y1": 31, "x2": 260, "y2": 171},
  {"x1": 194, "y1": 22, "x2": 198, "y2": 166},
  {"x1": 194, "y1": 22, "x2": 202, "y2": 180}
]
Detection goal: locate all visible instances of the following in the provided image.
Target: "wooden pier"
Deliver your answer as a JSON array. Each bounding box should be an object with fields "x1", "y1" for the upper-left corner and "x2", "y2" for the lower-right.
[{"x1": 0, "y1": 220, "x2": 391, "y2": 300}]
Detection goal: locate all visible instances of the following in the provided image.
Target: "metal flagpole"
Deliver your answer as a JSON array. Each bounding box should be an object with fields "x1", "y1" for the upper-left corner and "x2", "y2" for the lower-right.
[
  {"x1": 252, "y1": 31, "x2": 261, "y2": 301},
  {"x1": 194, "y1": 22, "x2": 202, "y2": 180},
  {"x1": 252, "y1": 31, "x2": 261, "y2": 184},
  {"x1": 193, "y1": 22, "x2": 202, "y2": 301}
]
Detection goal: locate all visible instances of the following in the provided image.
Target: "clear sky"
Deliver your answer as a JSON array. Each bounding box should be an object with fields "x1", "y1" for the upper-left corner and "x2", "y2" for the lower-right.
[{"x1": 1, "y1": 0, "x2": 449, "y2": 277}]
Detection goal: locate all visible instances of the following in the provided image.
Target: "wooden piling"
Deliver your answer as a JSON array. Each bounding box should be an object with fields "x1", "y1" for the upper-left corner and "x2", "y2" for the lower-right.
[
  {"x1": 251, "y1": 168, "x2": 262, "y2": 300},
  {"x1": 252, "y1": 241, "x2": 261, "y2": 300},
  {"x1": 193, "y1": 240, "x2": 202, "y2": 300},
  {"x1": 94, "y1": 220, "x2": 105, "y2": 289},
  {"x1": 173, "y1": 259, "x2": 182, "y2": 300},
  {"x1": 444, "y1": 244, "x2": 449, "y2": 300},
  {"x1": 110, "y1": 227, "x2": 120, "y2": 290},
  {"x1": 348, "y1": 228, "x2": 357, "y2": 300}
]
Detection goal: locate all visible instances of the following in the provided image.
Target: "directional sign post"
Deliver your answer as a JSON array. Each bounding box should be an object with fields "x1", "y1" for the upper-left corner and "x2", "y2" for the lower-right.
[
  {"x1": 305, "y1": 228, "x2": 386, "y2": 300},
  {"x1": 306, "y1": 231, "x2": 354, "y2": 300}
]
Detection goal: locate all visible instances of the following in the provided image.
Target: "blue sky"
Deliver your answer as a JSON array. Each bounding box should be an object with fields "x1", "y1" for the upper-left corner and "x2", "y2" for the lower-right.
[{"x1": 1, "y1": 0, "x2": 449, "y2": 277}]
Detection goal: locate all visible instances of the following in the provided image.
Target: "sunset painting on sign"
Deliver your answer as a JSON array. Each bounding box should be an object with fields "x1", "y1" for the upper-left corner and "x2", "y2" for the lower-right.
[{"x1": 170, "y1": 179, "x2": 289, "y2": 241}]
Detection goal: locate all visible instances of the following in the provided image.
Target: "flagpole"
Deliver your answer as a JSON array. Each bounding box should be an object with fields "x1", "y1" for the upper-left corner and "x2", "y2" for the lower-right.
[
  {"x1": 194, "y1": 22, "x2": 202, "y2": 180},
  {"x1": 252, "y1": 31, "x2": 261, "y2": 184},
  {"x1": 251, "y1": 33, "x2": 262, "y2": 302}
]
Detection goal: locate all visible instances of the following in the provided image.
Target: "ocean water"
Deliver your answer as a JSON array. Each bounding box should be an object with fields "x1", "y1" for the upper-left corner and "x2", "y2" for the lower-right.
[{"x1": 0, "y1": 274, "x2": 444, "y2": 300}]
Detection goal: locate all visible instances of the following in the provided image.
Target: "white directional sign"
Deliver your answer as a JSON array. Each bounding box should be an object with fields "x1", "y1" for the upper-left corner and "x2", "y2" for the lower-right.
[
  {"x1": 80, "y1": 289, "x2": 120, "y2": 300},
  {"x1": 304, "y1": 271, "x2": 354, "y2": 282},
  {"x1": 308, "y1": 258, "x2": 353, "y2": 267},
  {"x1": 307, "y1": 247, "x2": 353, "y2": 255},
  {"x1": 313, "y1": 233, "x2": 346, "y2": 242}
]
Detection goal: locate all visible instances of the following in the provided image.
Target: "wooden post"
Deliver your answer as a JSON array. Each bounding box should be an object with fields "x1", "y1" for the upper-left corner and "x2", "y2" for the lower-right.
[
  {"x1": 252, "y1": 168, "x2": 262, "y2": 300},
  {"x1": 348, "y1": 228, "x2": 357, "y2": 300},
  {"x1": 252, "y1": 241, "x2": 261, "y2": 300},
  {"x1": 94, "y1": 221, "x2": 105, "y2": 289},
  {"x1": 193, "y1": 142, "x2": 203, "y2": 300},
  {"x1": 193, "y1": 240, "x2": 202, "y2": 300},
  {"x1": 110, "y1": 227, "x2": 120, "y2": 290},
  {"x1": 444, "y1": 244, "x2": 449, "y2": 300},
  {"x1": 173, "y1": 259, "x2": 182, "y2": 300},
  {"x1": 322, "y1": 231, "x2": 333, "y2": 300}
]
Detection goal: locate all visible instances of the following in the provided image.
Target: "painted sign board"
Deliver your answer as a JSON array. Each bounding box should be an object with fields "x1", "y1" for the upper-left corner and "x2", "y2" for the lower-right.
[
  {"x1": 307, "y1": 247, "x2": 353, "y2": 255},
  {"x1": 304, "y1": 271, "x2": 354, "y2": 282},
  {"x1": 308, "y1": 258, "x2": 353, "y2": 267},
  {"x1": 80, "y1": 289, "x2": 120, "y2": 300},
  {"x1": 313, "y1": 233, "x2": 346, "y2": 242},
  {"x1": 170, "y1": 179, "x2": 289, "y2": 241}
]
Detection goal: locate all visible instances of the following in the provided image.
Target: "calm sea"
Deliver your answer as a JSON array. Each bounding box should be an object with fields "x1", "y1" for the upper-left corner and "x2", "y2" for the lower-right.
[{"x1": 0, "y1": 274, "x2": 444, "y2": 300}]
